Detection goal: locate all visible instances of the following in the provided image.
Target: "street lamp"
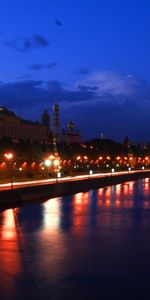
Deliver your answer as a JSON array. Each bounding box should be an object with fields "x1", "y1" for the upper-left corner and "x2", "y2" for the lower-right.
[
  {"x1": 56, "y1": 171, "x2": 61, "y2": 183},
  {"x1": 4, "y1": 152, "x2": 13, "y2": 160},
  {"x1": 74, "y1": 156, "x2": 81, "y2": 176},
  {"x1": 4, "y1": 152, "x2": 14, "y2": 189},
  {"x1": 89, "y1": 169, "x2": 93, "y2": 179},
  {"x1": 44, "y1": 159, "x2": 52, "y2": 178},
  {"x1": 44, "y1": 159, "x2": 51, "y2": 167},
  {"x1": 111, "y1": 168, "x2": 115, "y2": 176}
]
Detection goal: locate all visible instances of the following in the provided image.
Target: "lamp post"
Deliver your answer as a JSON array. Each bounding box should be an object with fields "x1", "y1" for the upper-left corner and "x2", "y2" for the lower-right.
[
  {"x1": 4, "y1": 152, "x2": 14, "y2": 190},
  {"x1": 74, "y1": 156, "x2": 81, "y2": 177},
  {"x1": 56, "y1": 171, "x2": 61, "y2": 183},
  {"x1": 44, "y1": 156, "x2": 61, "y2": 179},
  {"x1": 89, "y1": 169, "x2": 93, "y2": 179},
  {"x1": 44, "y1": 159, "x2": 52, "y2": 178}
]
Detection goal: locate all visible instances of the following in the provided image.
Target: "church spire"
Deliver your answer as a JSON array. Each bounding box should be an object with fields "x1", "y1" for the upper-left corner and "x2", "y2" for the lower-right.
[{"x1": 52, "y1": 103, "x2": 60, "y2": 137}]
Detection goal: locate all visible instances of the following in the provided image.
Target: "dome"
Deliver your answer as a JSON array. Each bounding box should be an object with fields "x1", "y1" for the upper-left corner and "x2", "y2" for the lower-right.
[
  {"x1": 53, "y1": 104, "x2": 59, "y2": 112},
  {"x1": 67, "y1": 120, "x2": 74, "y2": 130}
]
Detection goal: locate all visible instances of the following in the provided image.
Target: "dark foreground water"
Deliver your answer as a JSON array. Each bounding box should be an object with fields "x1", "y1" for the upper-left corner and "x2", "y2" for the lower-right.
[{"x1": 0, "y1": 179, "x2": 150, "y2": 300}]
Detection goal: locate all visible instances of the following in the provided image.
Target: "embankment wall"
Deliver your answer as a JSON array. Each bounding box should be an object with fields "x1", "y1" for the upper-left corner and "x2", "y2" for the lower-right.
[{"x1": 0, "y1": 171, "x2": 149, "y2": 209}]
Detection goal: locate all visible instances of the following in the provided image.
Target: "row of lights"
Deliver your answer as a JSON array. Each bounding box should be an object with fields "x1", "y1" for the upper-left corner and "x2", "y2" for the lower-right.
[
  {"x1": 2, "y1": 152, "x2": 62, "y2": 181},
  {"x1": 2, "y1": 152, "x2": 147, "y2": 175},
  {"x1": 2, "y1": 152, "x2": 61, "y2": 172}
]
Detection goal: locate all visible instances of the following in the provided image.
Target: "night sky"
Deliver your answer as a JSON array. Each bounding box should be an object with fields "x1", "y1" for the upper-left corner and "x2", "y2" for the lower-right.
[{"x1": 0, "y1": 0, "x2": 150, "y2": 141}]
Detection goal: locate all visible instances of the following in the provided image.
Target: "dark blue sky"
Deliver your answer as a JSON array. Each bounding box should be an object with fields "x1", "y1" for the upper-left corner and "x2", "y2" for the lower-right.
[{"x1": 0, "y1": 0, "x2": 150, "y2": 141}]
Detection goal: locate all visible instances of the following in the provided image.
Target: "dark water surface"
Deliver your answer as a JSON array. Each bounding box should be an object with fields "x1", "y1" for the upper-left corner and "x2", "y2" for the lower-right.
[{"x1": 0, "y1": 179, "x2": 150, "y2": 300}]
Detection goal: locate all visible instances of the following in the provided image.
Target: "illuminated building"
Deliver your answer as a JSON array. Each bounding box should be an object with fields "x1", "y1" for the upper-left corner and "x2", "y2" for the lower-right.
[
  {"x1": 0, "y1": 104, "x2": 81, "y2": 144},
  {"x1": 0, "y1": 106, "x2": 49, "y2": 143}
]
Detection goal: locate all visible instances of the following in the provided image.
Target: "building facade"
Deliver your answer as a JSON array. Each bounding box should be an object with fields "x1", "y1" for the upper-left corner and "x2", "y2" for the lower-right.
[
  {"x1": 0, "y1": 104, "x2": 81, "y2": 144},
  {"x1": 0, "y1": 106, "x2": 49, "y2": 143}
]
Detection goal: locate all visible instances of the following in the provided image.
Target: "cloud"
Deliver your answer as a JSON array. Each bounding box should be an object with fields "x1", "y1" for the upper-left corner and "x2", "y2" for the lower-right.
[
  {"x1": 75, "y1": 71, "x2": 143, "y2": 100},
  {"x1": 78, "y1": 85, "x2": 98, "y2": 92},
  {"x1": 0, "y1": 71, "x2": 150, "y2": 140},
  {"x1": 0, "y1": 72, "x2": 149, "y2": 109},
  {"x1": 0, "y1": 80, "x2": 44, "y2": 107},
  {"x1": 29, "y1": 64, "x2": 44, "y2": 71},
  {"x1": 29, "y1": 62, "x2": 58, "y2": 71},
  {"x1": 0, "y1": 79, "x2": 94, "y2": 109},
  {"x1": 54, "y1": 20, "x2": 62, "y2": 26},
  {"x1": 0, "y1": 72, "x2": 148, "y2": 109},
  {"x1": 5, "y1": 34, "x2": 49, "y2": 52},
  {"x1": 33, "y1": 34, "x2": 49, "y2": 47}
]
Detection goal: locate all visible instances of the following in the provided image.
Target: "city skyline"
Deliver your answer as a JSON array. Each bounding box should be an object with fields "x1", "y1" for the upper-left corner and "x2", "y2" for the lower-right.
[{"x1": 0, "y1": 0, "x2": 150, "y2": 141}]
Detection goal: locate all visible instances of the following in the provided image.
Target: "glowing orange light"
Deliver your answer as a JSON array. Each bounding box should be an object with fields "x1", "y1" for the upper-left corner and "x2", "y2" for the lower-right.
[
  {"x1": 116, "y1": 200, "x2": 121, "y2": 207},
  {"x1": 2, "y1": 209, "x2": 16, "y2": 240},
  {"x1": 106, "y1": 200, "x2": 111, "y2": 206},
  {"x1": 106, "y1": 156, "x2": 110, "y2": 160},
  {"x1": 54, "y1": 159, "x2": 59, "y2": 166},
  {"x1": 49, "y1": 155, "x2": 54, "y2": 160},
  {"x1": 4, "y1": 152, "x2": 13, "y2": 160},
  {"x1": 76, "y1": 156, "x2": 81, "y2": 160},
  {"x1": 74, "y1": 192, "x2": 83, "y2": 204},
  {"x1": 0, "y1": 162, "x2": 6, "y2": 167},
  {"x1": 84, "y1": 156, "x2": 88, "y2": 160}
]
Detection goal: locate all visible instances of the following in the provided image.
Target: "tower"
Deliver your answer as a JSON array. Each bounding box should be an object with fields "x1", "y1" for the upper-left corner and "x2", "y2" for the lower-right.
[
  {"x1": 53, "y1": 104, "x2": 60, "y2": 137},
  {"x1": 67, "y1": 120, "x2": 75, "y2": 134},
  {"x1": 100, "y1": 132, "x2": 104, "y2": 140},
  {"x1": 41, "y1": 109, "x2": 50, "y2": 128}
]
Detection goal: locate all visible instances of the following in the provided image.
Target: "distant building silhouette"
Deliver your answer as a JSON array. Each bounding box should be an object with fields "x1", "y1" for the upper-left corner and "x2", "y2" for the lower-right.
[
  {"x1": 0, "y1": 104, "x2": 81, "y2": 144},
  {"x1": 52, "y1": 103, "x2": 61, "y2": 139},
  {"x1": 41, "y1": 109, "x2": 50, "y2": 128},
  {"x1": 0, "y1": 106, "x2": 49, "y2": 143},
  {"x1": 123, "y1": 136, "x2": 131, "y2": 148},
  {"x1": 52, "y1": 104, "x2": 81, "y2": 144}
]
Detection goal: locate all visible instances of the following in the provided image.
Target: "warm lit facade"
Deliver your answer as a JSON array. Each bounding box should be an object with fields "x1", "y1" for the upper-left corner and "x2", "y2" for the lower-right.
[
  {"x1": 0, "y1": 104, "x2": 81, "y2": 144},
  {"x1": 0, "y1": 106, "x2": 49, "y2": 142}
]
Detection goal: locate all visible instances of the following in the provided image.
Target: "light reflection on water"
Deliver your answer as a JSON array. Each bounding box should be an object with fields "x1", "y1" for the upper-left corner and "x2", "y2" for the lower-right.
[{"x1": 0, "y1": 178, "x2": 150, "y2": 299}]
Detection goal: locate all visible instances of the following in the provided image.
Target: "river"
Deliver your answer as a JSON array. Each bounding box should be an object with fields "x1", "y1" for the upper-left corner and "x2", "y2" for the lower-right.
[{"x1": 0, "y1": 178, "x2": 150, "y2": 299}]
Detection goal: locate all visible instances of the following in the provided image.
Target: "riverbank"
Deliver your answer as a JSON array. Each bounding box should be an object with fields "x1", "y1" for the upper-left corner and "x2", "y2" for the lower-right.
[{"x1": 0, "y1": 171, "x2": 150, "y2": 209}]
